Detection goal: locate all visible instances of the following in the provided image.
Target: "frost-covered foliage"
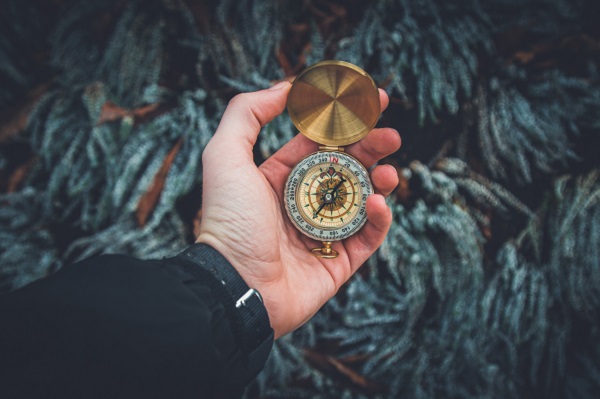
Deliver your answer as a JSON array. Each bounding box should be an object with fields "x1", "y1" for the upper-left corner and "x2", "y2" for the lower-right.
[
  {"x1": 337, "y1": 0, "x2": 494, "y2": 123},
  {"x1": 483, "y1": 171, "x2": 600, "y2": 398},
  {"x1": 1, "y1": 0, "x2": 600, "y2": 398},
  {"x1": 26, "y1": 84, "x2": 217, "y2": 265},
  {"x1": 49, "y1": 0, "x2": 199, "y2": 105},
  {"x1": 199, "y1": 0, "x2": 286, "y2": 90},
  {"x1": 192, "y1": 0, "x2": 315, "y2": 157},
  {"x1": 322, "y1": 163, "x2": 489, "y2": 398},
  {"x1": 0, "y1": 188, "x2": 61, "y2": 291},
  {"x1": 254, "y1": 166, "x2": 600, "y2": 399},
  {"x1": 484, "y1": 0, "x2": 586, "y2": 36},
  {"x1": 27, "y1": 84, "x2": 215, "y2": 228},
  {"x1": 538, "y1": 171, "x2": 600, "y2": 316},
  {"x1": 0, "y1": 0, "x2": 220, "y2": 286},
  {"x1": 473, "y1": 68, "x2": 600, "y2": 184}
]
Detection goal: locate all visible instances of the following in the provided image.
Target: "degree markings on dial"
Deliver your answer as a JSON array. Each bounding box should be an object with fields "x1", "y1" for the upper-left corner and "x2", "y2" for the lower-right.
[{"x1": 289, "y1": 151, "x2": 370, "y2": 237}]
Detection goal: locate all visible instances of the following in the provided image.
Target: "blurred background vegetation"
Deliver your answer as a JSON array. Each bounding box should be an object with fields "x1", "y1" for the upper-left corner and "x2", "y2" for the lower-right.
[{"x1": 1, "y1": 0, "x2": 599, "y2": 397}]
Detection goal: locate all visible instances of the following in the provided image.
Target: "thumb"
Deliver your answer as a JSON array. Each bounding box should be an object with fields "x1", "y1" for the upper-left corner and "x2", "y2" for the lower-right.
[{"x1": 208, "y1": 82, "x2": 291, "y2": 159}]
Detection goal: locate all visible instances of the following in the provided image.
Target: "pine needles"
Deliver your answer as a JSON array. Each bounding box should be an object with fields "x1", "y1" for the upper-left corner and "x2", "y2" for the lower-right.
[{"x1": 1, "y1": 0, "x2": 600, "y2": 397}]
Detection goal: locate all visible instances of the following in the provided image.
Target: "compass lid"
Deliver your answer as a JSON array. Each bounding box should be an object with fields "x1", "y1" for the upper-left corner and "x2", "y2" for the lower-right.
[{"x1": 287, "y1": 60, "x2": 380, "y2": 147}]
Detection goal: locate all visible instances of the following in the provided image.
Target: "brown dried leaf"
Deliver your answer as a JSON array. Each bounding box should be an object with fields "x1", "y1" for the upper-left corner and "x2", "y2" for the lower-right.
[
  {"x1": 6, "y1": 157, "x2": 37, "y2": 193},
  {"x1": 512, "y1": 51, "x2": 536, "y2": 64},
  {"x1": 504, "y1": 33, "x2": 599, "y2": 69},
  {"x1": 289, "y1": 23, "x2": 309, "y2": 34},
  {"x1": 136, "y1": 137, "x2": 183, "y2": 227},
  {"x1": 328, "y1": 3, "x2": 347, "y2": 18},
  {"x1": 304, "y1": 349, "x2": 385, "y2": 393},
  {"x1": 481, "y1": 220, "x2": 493, "y2": 240},
  {"x1": 97, "y1": 102, "x2": 129, "y2": 124},
  {"x1": 131, "y1": 103, "x2": 163, "y2": 122},
  {"x1": 325, "y1": 355, "x2": 376, "y2": 389},
  {"x1": 395, "y1": 166, "x2": 411, "y2": 203},
  {"x1": 276, "y1": 49, "x2": 294, "y2": 77},
  {"x1": 97, "y1": 102, "x2": 161, "y2": 125},
  {"x1": 0, "y1": 83, "x2": 50, "y2": 143},
  {"x1": 183, "y1": 0, "x2": 212, "y2": 33}
]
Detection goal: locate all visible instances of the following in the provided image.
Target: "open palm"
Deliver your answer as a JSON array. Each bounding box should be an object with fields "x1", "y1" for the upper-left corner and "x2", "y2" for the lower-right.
[{"x1": 197, "y1": 82, "x2": 401, "y2": 338}]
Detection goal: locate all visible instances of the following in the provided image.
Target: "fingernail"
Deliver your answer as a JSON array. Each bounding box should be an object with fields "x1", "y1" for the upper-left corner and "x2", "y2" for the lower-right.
[{"x1": 268, "y1": 81, "x2": 288, "y2": 90}]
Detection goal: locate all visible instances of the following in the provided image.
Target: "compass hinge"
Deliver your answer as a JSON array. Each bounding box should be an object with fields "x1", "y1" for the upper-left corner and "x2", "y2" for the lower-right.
[{"x1": 319, "y1": 145, "x2": 344, "y2": 152}]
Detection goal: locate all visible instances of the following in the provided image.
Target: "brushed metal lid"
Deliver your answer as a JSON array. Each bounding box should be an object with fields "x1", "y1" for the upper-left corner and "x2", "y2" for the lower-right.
[{"x1": 287, "y1": 60, "x2": 380, "y2": 146}]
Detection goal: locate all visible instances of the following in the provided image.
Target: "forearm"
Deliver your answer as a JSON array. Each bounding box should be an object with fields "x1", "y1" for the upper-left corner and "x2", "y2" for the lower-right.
[{"x1": 0, "y1": 245, "x2": 272, "y2": 399}]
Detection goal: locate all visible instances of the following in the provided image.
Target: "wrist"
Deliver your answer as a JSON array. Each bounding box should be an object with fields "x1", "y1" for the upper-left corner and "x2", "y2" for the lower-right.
[
  {"x1": 173, "y1": 243, "x2": 274, "y2": 383},
  {"x1": 195, "y1": 232, "x2": 275, "y2": 293},
  {"x1": 196, "y1": 232, "x2": 285, "y2": 339}
]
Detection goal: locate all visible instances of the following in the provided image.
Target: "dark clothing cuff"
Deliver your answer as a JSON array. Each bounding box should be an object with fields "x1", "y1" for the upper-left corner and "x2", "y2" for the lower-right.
[
  {"x1": 0, "y1": 245, "x2": 273, "y2": 399},
  {"x1": 167, "y1": 244, "x2": 274, "y2": 396}
]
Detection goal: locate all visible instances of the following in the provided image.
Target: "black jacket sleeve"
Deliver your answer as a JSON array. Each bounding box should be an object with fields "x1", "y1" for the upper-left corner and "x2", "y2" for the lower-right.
[{"x1": 0, "y1": 244, "x2": 273, "y2": 399}]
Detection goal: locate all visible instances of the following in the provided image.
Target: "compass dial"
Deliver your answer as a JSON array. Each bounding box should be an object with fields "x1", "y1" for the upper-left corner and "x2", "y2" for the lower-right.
[{"x1": 284, "y1": 151, "x2": 373, "y2": 241}]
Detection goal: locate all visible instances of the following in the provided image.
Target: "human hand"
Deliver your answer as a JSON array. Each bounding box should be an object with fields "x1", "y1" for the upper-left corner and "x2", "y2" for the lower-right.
[{"x1": 197, "y1": 81, "x2": 401, "y2": 338}]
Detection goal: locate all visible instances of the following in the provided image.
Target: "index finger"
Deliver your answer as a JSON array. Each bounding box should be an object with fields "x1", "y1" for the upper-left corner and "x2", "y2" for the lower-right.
[
  {"x1": 262, "y1": 89, "x2": 394, "y2": 192},
  {"x1": 345, "y1": 127, "x2": 401, "y2": 169}
]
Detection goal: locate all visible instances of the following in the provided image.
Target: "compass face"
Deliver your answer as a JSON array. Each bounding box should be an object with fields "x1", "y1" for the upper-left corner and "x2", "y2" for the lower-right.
[{"x1": 284, "y1": 151, "x2": 373, "y2": 241}]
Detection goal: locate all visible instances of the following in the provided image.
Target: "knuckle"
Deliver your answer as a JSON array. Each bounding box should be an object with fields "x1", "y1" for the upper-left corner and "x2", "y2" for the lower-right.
[
  {"x1": 227, "y1": 93, "x2": 261, "y2": 129},
  {"x1": 361, "y1": 140, "x2": 384, "y2": 160},
  {"x1": 202, "y1": 141, "x2": 217, "y2": 164},
  {"x1": 371, "y1": 141, "x2": 389, "y2": 156},
  {"x1": 201, "y1": 145, "x2": 211, "y2": 165},
  {"x1": 227, "y1": 93, "x2": 247, "y2": 108}
]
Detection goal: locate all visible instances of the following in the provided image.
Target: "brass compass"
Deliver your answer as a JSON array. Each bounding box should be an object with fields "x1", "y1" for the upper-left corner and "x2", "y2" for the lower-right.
[{"x1": 284, "y1": 60, "x2": 380, "y2": 258}]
